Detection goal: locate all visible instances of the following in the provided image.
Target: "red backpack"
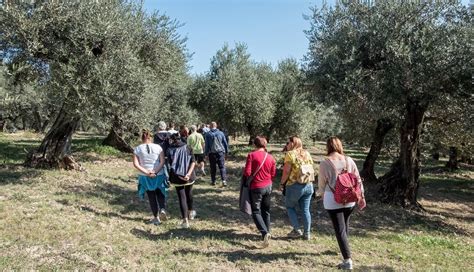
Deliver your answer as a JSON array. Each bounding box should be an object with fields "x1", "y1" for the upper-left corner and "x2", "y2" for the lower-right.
[{"x1": 326, "y1": 156, "x2": 362, "y2": 204}]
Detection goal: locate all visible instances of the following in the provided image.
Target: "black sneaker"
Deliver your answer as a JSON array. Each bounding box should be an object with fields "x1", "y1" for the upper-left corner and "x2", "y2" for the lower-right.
[{"x1": 211, "y1": 181, "x2": 216, "y2": 186}]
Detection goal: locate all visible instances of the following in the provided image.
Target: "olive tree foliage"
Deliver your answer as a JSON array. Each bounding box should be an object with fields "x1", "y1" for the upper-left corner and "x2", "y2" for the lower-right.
[
  {"x1": 305, "y1": 1, "x2": 471, "y2": 208},
  {"x1": 423, "y1": 95, "x2": 474, "y2": 168},
  {"x1": 268, "y1": 58, "x2": 341, "y2": 142},
  {"x1": 0, "y1": 0, "x2": 188, "y2": 168},
  {"x1": 190, "y1": 43, "x2": 276, "y2": 139}
]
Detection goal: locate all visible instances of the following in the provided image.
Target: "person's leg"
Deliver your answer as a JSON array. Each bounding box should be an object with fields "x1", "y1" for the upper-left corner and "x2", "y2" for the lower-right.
[
  {"x1": 209, "y1": 153, "x2": 217, "y2": 184},
  {"x1": 327, "y1": 209, "x2": 351, "y2": 259},
  {"x1": 216, "y1": 152, "x2": 227, "y2": 183},
  {"x1": 185, "y1": 184, "x2": 193, "y2": 211},
  {"x1": 261, "y1": 185, "x2": 272, "y2": 234},
  {"x1": 299, "y1": 184, "x2": 313, "y2": 236},
  {"x1": 199, "y1": 160, "x2": 205, "y2": 175},
  {"x1": 343, "y1": 207, "x2": 354, "y2": 235},
  {"x1": 156, "y1": 188, "x2": 166, "y2": 210},
  {"x1": 146, "y1": 190, "x2": 158, "y2": 218},
  {"x1": 175, "y1": 186, "x2": 188, "y2": 219},
  {"x1": 250, "y1": 188, "x2": 269, "y2": 238},
  {"x1": 285, "y1": 185, "x2": 301, "y2": 232}
]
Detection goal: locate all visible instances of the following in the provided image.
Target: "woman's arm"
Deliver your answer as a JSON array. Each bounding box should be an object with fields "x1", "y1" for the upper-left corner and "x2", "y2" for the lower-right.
[
  {"x1": 243, "y1": 154, "x2": 253, "y2": 177},
  {"x1": 317, "y1": 162, "x2": 327, "y2": 196},
  {"x1": 184, "y1": 162, "x2": 196, "y2": 181},
  {"x1": 279, "y1": 162, "x2": 291, "y2": 191},
  {"x1": 133, "y1": 155, "x2": 154, "y2": 176},
  {"x1": 153, "y1": 152, "x2": 165, "y2": 174}
]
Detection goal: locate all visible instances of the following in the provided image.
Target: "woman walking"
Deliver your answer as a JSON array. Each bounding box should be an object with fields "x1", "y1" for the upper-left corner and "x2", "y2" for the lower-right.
[
  {"x1": 318, "y1": 136, "x2": 366, "y2": 270},
  {"x1": 279, "y1": 136, "x2": 315, "y2": 240},
  {"x1": 166, "y1": 133, "x2": 197, "y2": 228},
  {"x1": 243, "y1": 136, "x2": 276, "y2": 247},
  {"x1": 133, "y1": 130, "x2": 168, "y2": 225}
]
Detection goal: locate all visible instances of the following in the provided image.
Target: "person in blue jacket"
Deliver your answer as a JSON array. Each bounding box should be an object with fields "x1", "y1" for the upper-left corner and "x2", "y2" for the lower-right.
[
  {"x1": 167, "y1": 133, "x2": 197, "y2": 228},
  {"x1": 204, "y1": 122, "x2": 229, "y2": 186}
]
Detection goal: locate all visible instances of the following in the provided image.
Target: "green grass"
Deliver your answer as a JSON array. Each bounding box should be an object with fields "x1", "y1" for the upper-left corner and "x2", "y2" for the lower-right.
[{"x1": 0, "y1": 132, "x2": 473, "y2": 270}]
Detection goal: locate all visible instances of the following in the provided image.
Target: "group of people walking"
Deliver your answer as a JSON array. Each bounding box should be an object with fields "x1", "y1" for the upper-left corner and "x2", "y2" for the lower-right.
[
  {"x1": 133, "y1": 121, "x2": 229, "y2": 229},
  {"x1": 133, "y1": 121, "x2": 366, "y2": 270}
]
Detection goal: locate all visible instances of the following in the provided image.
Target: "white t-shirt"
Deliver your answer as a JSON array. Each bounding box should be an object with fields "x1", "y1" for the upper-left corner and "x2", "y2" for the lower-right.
[{"x1": 134, "y1": 143, "x2": 164, "y2": 175}]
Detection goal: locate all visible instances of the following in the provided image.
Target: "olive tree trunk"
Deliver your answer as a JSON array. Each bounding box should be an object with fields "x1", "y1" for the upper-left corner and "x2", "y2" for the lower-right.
[
  {"x1": 25, "y1": 107, "x2": 81, "y2": 169},
  {"x1": 360, "y1": 118, "x2": 394, "y2": 183},
  {"x1": 102, "y1": 117, "x2": 133, "y2": 153},
  {"x1": 378, "y1": 100, "x2": 428, "y2": 209}
]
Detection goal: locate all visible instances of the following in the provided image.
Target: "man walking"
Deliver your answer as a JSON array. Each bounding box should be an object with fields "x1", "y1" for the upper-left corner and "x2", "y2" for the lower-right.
[
  {"x1": 187, "y1": 125, "x2": 206, "y2": 176},
  {"x1": 205, "y1": 122, "x2": 228, "y2": 186}
]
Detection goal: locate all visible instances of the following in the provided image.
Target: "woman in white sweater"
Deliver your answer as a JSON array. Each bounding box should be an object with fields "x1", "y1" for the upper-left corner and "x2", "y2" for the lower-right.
[{"x1": 318, "y1": 136, "x2": 366, "y2": 270}]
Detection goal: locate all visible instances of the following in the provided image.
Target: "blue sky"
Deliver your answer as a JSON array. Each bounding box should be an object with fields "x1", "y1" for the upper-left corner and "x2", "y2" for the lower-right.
[{"x1": 143, "y1": 0, "x2": 471, "y2": 75}]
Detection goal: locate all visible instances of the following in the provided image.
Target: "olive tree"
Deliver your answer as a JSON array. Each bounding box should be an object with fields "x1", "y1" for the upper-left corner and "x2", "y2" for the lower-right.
[
  {"x1": 1, "y1": 0, "x2": 188, "y2": 168},
  {"x1": 190, "y1": 43, "x2": 276, "y2": 141},
  {"x1": 305, "y1": 1, "x2": 471, "y2": 208}
]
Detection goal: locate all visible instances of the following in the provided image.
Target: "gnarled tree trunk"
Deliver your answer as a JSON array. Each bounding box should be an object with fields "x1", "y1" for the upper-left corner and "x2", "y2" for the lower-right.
[
  {"x1": 445, "y1": 146, "x2": 459, "y2": 170},
  {"x1": 25, "y1": 107, "x2": 81, "y2": 169},
  {"x1": 0, "y1": 118, "x2": 5, "y2": 132},
  {"x1": 378, "y1": 100, "x2": 428, "y2": 209},
  {"x1": 102, "y1": 116, "x2": 133, "y2": 153},
  {"x1": 360, "y1": 118, "x2": 394, "y2": 183}
]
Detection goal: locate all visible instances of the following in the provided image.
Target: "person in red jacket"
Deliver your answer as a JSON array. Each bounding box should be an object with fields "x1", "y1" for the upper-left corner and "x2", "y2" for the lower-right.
[{"x1": 243, "y1": 136, "x2": 276, "y2": 247}]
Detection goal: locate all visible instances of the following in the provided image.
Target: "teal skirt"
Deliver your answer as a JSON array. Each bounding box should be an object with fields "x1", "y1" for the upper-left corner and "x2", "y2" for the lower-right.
[{"x1": 137, "y1": 174, "x2": 168, "y2": 199}]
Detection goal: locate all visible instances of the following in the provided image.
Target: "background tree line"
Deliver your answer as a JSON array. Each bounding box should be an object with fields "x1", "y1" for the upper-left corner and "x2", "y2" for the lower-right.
[{"x1": 1, "y1": 0, "x2": 471, "y2": 209}]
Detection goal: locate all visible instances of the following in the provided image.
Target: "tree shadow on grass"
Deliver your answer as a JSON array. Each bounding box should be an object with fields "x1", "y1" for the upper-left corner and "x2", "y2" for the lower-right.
[
  {"x1": 130, "y1": 227, "x2": 341, "y2": 265},
  {"x1": 130, "y1": 227, "x2": 256, "y2": 248},
  {"x1": 55, "y1": 179, "x2": 145, "y2": 215},
  {"x1": 356, "y1": 265, "x2": 395, "y2": 272},
  {"x1": 56, "y1": 199, "x2": 145, "y2": 223},
  {"x1": 0, "y1": 165, "x2": 40, "y2": 185},
  {"x1": 172, "y1": 248, "x2": 336, "y2": 265}
]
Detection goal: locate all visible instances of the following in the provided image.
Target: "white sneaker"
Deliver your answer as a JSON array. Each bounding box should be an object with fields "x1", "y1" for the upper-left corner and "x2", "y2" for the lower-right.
[
  {"x1": 262, "y1": 233, "x2": 271, "y2": 248},
  {"x1": 337, "y1": 259, "x2": 353, "y2": 270},
  {"x1": 222, "y1": 180, "x2": 227, "y2": 187},
  {"x1": 159, "y1": 209, "x2": 168, "y2": 221},
  {"x1": 188, "y1": 210, "x2": 197, "y2": 220}
]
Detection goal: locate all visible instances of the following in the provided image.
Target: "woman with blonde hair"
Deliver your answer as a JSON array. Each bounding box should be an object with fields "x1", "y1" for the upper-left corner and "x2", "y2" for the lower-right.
[
  {"x1": 133, "y1": 129, "x2": 167, "y2": 225},
  {"x1": 318, "y1": 136, "x2": 365, "y2": 270},
  {"x1": 279, "y1": 136, "x2": 315, "y2": 240}
]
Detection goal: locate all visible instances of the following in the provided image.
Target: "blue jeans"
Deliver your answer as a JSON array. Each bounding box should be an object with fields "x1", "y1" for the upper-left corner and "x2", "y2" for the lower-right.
[{"x1": 285, "y1": 183, "x2": 314, "y2": 235}]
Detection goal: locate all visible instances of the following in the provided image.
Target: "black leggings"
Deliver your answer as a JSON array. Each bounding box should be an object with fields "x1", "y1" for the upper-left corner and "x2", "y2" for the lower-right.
[
  {"x1": 327, "y1": 207, "x2": 354, "y2": 259},
  {"x1": 176, "y1": 185, "x2": 193, "y2": 219},
  {"x1": 146, "y1": 189, "x2": 166, "y2": 217}
]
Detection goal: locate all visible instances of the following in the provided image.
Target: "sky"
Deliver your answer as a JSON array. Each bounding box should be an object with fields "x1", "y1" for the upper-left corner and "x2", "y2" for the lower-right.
[
  {"x1": 143, "y1": 0, "x2": 471, "y2": 75},
  {"x1": 143, "y1": 0, "x2": 327, "y2": 75}
]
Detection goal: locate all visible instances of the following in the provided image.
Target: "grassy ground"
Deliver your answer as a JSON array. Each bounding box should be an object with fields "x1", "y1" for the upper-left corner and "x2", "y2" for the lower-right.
[{"x1": 0, "y1": 132, "x2": 473, "y2": 270}]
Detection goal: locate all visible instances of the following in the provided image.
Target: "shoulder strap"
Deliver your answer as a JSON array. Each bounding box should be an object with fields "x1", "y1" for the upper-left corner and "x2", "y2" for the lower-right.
[
  {"x1": 344, "y1": 155, "x2": 349, "y2": 172},
  {"x1": 251, "y1": 152, "x2": 268, "y2": 178},
  {"x1": 325, "y1": 158, "x2": 338, "y2": 174},
  {"x1": 325, "y1": 158, "x2": 337, "y2": 193}
]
